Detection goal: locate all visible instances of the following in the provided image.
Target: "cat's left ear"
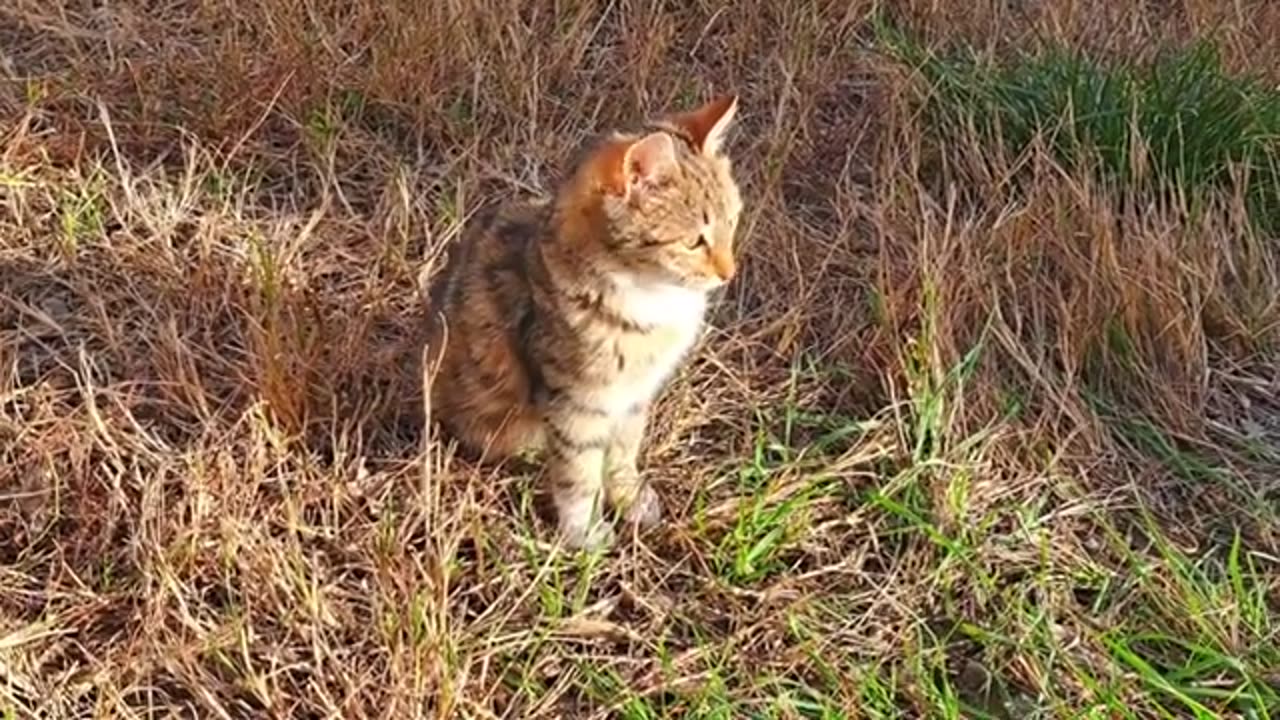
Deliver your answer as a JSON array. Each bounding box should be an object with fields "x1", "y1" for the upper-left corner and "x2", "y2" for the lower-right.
[{"x1": 667, "y1": 94, "x2": 738, "y2": 156}]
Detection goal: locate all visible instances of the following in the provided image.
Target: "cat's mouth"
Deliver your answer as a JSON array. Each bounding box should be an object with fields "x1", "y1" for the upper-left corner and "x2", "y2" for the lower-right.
[{"x1": 685, "y1": 275, "x2": 728, "y2": 292}]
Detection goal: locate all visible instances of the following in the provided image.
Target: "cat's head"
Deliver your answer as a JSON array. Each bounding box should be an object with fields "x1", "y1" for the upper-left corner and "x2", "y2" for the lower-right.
[{"x1": 564, "y1": 95, "x2": 743, "y2": 292}]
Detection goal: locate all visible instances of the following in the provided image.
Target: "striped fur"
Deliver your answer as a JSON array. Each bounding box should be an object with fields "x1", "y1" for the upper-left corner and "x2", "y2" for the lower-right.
[{"x1": 425, "y1": 96, "x2": 742, "y2": 549}]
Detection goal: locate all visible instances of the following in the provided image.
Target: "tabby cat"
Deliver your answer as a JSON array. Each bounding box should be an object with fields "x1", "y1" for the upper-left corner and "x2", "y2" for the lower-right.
[{"x1": 424, "y1": 95, "x2": 742, "y2": 549}]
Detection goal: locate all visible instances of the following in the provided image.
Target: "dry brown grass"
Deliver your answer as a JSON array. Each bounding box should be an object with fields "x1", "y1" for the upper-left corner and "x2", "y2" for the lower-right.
[{"x1": 3, "y1": 1, "x2": 1280, "y2": 717}]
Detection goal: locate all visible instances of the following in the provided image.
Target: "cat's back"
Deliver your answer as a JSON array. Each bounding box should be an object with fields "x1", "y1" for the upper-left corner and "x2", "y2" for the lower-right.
[
  {"x1": 424, "y1": 196, "x2": 552, "y2": 457},
  {"x1": 427, "y1": 196, "x2": 549, "y2": 316}
]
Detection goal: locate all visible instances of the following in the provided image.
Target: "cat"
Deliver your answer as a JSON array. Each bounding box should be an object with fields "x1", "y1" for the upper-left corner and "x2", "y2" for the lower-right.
[{"x1": 424, "y1": 95, "x2": 742, "y2": 549}]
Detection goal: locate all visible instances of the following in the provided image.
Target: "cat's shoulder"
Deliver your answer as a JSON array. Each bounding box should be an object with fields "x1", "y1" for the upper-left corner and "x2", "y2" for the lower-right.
[
  {"x1": 448, "y1": 194, "x2": 553, "y2": 284},
  {"x1": 473, "y1": 193, "x2": 551, "y2": 231},
  {"x1": 422, "y1": 192, "x2": 551, "y2": 302},
  {"x1": 454, "y1": 193, "x2": 548, "y2": 253}
]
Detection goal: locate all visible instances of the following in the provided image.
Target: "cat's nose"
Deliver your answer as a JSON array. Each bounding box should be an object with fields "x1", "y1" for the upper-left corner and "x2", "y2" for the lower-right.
[{"x1": 710, "y1": 243, "x2": 735, "y2": 282}]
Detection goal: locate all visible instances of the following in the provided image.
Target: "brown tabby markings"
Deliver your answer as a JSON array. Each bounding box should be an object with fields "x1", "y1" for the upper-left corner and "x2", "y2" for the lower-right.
[{"x1": 425, "y1": 95, "x2": 742, "y2": 549}]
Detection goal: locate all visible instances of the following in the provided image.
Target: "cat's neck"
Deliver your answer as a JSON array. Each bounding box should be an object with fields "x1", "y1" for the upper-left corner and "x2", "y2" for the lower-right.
[{"x1": 602, "y1": 271, "x2": 707, "y2": 330}]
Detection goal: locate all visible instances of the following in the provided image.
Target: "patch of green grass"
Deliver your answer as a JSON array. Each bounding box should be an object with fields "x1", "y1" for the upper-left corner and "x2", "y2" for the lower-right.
[
  {"x1": 1112, "y1": 414, "x2": 1230, "y2": 484},
  {"x1": 302, "y1": 90, "x2": 366, "y2": 156},
  {"x1": 575, "y1": 661, "x2": 655, "y2": 717},
  {"x1": 570, "y1": 657, "x2": 841, "y2": 720},
  {"x1": 506, "y1": 482, "x2": 609, "y2": 618},
  {"x1": 1088, "y1": 392, "x2": 1275, "y2": 519},
  {"x1": 880, "y1": 27, "x2": 1280, "y2": 234},
  {"x1": 699, "y1": 417, "x2": 830, "y2": 586},
  {"x1": 1085, "y1": 509, "x2": 1280, "y2": 718},
  {"x1": 0, "y1": 169, "x2": 36, "y2": 188},
  {"x1": 850, "y1": 663, "x2": 909, "y2": 719},
  {"x1": 498, "y1": 652, "x2": 552, "y2": 708},
  {"x1": 695, "y1": 360, "x2": 876, "y2": 587},
  {"x1": 711, "y1": 475, "x2": 834, "y2": 586},
  {"x1": 56, "y1": 181, "x2": 105, "y2": 255},
  {"x1": 761, "y1": 679, "x2": 849, "y2": 719}
]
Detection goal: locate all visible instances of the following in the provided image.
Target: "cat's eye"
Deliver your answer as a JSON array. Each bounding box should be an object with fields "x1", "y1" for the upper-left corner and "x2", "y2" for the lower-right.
[{"x1": 689, "y1": 233, "x2": 709, "y2": 249}]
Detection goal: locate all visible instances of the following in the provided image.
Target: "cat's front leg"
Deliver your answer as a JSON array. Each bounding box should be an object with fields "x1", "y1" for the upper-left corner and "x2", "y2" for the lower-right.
[
  {"x1": 604, "y1": 403, "x2": 662, "y2": 529},
  {"x1": 544, "y1": 405, "x2": 615, "y2": 549}
]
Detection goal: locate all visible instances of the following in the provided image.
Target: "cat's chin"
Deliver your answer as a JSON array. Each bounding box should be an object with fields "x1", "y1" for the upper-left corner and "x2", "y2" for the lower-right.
[
  {"x1": 614, "y1": 269, "x2": 722, "y2": 294},
  {"x1": 690, "y1": 276, "x2": 728, "y2": 292},
  {"x1": 666, "y1": 274, "x2": 726, "y2": 294}
]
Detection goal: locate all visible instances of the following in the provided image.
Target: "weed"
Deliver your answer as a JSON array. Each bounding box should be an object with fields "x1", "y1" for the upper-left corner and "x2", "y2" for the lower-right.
[{"x1": 881, "y1": 29, "x2": 1280, "y2": 234}]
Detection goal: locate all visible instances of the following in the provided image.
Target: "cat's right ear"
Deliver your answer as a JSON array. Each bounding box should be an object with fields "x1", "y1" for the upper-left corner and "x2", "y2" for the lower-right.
[
  {"x1": 624, "y1": 132, "x2": 677, "y2": 191},
  {"x1": 667, "y1": 94, "x2": 738, "y2": 156},
  {"x1": 598, "y1": 131, "x2": 677, "y2": 198}
]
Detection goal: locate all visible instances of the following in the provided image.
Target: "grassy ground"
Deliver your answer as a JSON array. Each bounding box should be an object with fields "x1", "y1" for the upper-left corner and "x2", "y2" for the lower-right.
[{"x1": 3, "y1": 1, "x2": 1280, "y2": 718}]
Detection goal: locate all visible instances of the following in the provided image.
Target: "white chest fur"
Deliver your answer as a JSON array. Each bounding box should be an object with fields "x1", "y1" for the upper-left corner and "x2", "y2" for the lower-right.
[
  {"x1": 609, "y1": 275, "x2": 708, "y2": 331},
  {"x1": 595, "y1": 274, "x2": 708, "y2": 414}
]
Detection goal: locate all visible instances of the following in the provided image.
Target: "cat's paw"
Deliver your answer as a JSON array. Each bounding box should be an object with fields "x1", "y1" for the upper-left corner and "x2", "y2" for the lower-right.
[
  {"x1": 621, "y1": 483, "x2": 662, "y2": 529},
  {"x1": 558, "y1": 517, "x2": 616, "y2": 551}
]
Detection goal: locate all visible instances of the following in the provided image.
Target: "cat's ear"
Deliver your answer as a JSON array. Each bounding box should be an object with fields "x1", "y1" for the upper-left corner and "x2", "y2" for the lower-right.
[
  {"x1": 595, "y1": 131, "x2": 676, "y2": 197},
  {"x1": 593, "y1": 131, "x2": 676, "y2": 197},
  {"x1": 624, "y1": 131, "x2": 677, "y2": 188},
  {"x1": 668, "y1": 94, "x2": 738, "y2": 155}
]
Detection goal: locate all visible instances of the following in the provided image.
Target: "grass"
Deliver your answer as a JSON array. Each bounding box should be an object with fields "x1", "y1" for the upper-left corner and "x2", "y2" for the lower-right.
[
  {"x1": 880, "y1": 27, "x2": 1280, "y2": 235},
  {"x1": 2, "y1": 1, "x2": 1280, "y2": 717}
]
